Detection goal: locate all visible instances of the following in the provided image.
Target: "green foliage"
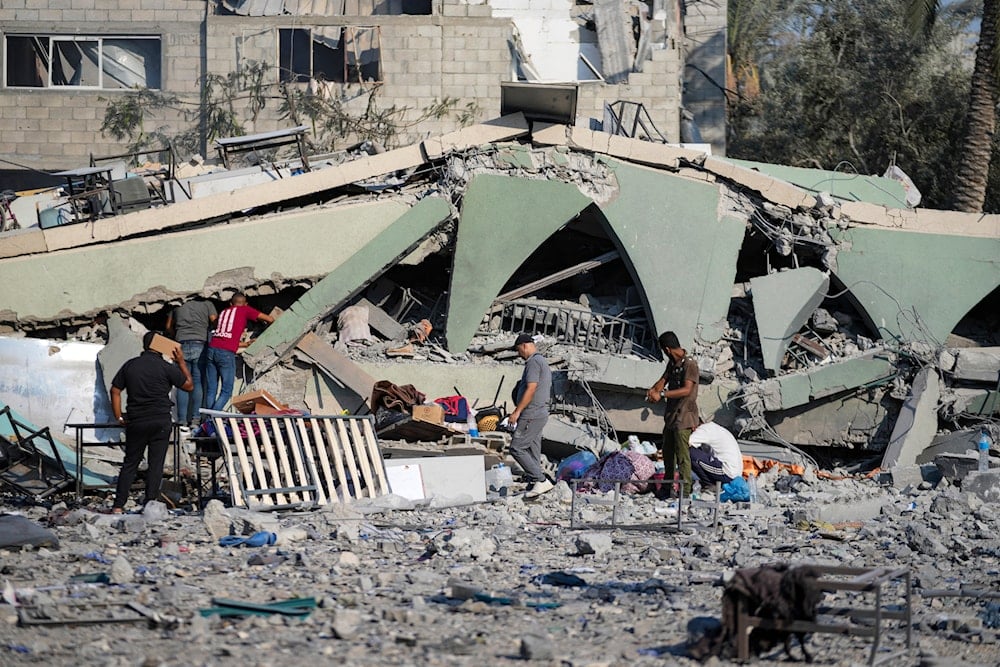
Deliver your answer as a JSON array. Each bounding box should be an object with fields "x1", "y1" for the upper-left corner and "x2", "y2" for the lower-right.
[
  {"x1": 100, "y1": 60, "x2": 480, "y2": 160},
  {"x1": 728, "y1": 0, "x2": 992, "y2": 210}
]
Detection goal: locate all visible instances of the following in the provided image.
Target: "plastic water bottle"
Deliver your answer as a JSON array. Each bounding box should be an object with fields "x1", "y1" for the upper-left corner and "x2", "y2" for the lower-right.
[
  {"x1": 979, "y1": 430, "x2": 992, "y2": 472},
  {"x1": 691, "y1": 478, "x2": 701, "y2": 500},
  {"x1": 466, "y1": 410, "x2": 479, "y2": 438},
  {"x1": 748, "y1": 474, "x2": 759, "y2": 504}
]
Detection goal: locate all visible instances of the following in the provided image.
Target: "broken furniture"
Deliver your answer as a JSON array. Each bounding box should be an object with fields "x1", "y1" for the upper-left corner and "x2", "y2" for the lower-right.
[
  {"x1": 203, "y1": 410, "x2": 389, "y2": 510},
  {"x1": 568, "y1": 478, "x2": 720, "y2": 532},
  {"x1": 190, "y1": 435, "x2": 225, "y2": 507},
  {"x1": 67, "y1": 421, "x2": 181, "y2": 498},
  {"x1": 53, "y1": 165, "x2": 119, "y2": 223},
  {"x1": 90, "y1": 145, "x2": 175, "y2": 208},
  {"x1": 733, "y1": 565, "x2": 912, "y2": 666},
  {"x1": 215, "y1": 125, "x2": 311, "y2": 172},
  {"x1": 18, "y1": 601, "x2": 162, "y2": 627},
  {"x1": 0, "y1": 406, "x2": 74, "y2": 500}
]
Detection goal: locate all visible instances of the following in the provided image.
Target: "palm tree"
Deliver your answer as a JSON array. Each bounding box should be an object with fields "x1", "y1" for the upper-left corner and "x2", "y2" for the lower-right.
[{"x1": 908, "y1": 0, "x2": 998, "y2": 212}]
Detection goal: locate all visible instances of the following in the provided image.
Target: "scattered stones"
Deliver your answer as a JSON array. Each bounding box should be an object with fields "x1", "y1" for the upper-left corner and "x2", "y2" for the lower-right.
[{"x1": 0, "y1": 470, "x2": 998, "y2": 665}]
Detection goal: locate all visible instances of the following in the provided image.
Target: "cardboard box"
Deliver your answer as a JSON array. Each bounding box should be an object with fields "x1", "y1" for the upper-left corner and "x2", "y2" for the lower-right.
[
  {"x1": 149, "y1": 333, "x2": 181, "y2": 358},
  {"x1": 412, "y1": 404, "x2": 445, "y2": 425},
  {"x1": 231, "y1": 389, "x2": 288, "y2": 415}
]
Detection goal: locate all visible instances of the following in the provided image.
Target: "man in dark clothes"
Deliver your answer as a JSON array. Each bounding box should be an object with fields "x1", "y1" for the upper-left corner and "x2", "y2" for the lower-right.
[
  {"x1": 646, "y1": 331, "x2": 699, "y2": 497},
  {"x1": 110, "y1": 331, "x2": 193, "y2": 513}
]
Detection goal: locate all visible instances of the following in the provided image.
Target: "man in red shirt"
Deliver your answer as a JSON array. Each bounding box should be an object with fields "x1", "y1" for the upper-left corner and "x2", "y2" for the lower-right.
[{"x1": 204, "y1": 293, "x2": 274, "y2": 412}]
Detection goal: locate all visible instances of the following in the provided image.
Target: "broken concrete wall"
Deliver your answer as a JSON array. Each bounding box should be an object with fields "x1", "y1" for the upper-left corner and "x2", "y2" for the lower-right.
[
  {"x1": 599, "y1": 158, "x2": 745, "y2": 346},
  {"x1": 244, "y1": 196, "x2": 452, "y2": 371},
  {"x1": 830, "y1": 227, "x2": 1000, "y2": 345},
  {"x1": 749, "y1": 267, "x2": 829, "y2": 372},
  {"x1": 445, "y1": 174, "x2": 593, "y2": 353},
  {"x1": 0, "y1": 200, "x2": 412, "y2": 327},
  {"x1": 0, "y1": 337, "x2": 108, "y2": 434}
]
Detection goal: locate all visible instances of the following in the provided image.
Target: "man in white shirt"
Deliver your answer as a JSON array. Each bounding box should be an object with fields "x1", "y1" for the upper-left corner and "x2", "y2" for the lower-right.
[{"x1": 689, "y1": 421, "x2": 743, "y2": 486}]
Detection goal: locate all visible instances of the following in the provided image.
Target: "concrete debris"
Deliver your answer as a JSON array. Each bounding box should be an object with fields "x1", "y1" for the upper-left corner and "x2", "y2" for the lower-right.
[{"x1": 0, "y1": 469, "x2": 996, "y2": 663}]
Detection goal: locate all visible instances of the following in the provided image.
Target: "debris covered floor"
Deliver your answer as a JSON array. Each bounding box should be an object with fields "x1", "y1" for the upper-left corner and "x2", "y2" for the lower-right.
[{"x1": 1, "y1": 473, "x2": 999, "y2": 666}]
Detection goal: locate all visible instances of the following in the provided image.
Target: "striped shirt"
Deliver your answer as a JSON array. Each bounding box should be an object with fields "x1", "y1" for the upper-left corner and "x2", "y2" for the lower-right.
[{"x1": 209, "y1": 305, "x2": 261, "y2": 353}]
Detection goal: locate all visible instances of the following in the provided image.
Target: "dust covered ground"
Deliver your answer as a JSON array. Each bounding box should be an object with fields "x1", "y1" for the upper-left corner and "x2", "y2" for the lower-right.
[{"x1": 0, "y1": 473, "x2": 998, "y2": 667}]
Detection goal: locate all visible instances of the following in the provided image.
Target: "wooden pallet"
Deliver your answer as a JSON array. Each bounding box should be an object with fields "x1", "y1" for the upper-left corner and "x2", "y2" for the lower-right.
[{"x1": 203, "y1": 410, "x2": 389, "y2": 510}]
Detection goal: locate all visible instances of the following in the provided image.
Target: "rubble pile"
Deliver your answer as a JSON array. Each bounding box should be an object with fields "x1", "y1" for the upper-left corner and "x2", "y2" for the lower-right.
[{"x1": 1, "y1": 471, "x2": 1000, "y2": 665}]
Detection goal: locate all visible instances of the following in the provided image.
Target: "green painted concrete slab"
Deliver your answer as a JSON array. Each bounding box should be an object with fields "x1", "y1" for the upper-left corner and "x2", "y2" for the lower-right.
[
  {"x1": 244, "y1": 197, "x2": 451, "y2": 370},
  {"x1": 445, "y1": 175, "x2": 591, "y2": 352},
  {"x1": 0, "y1": 200, "x2": 410, "y2": 322},
  {"x1": 750, "y1": 267, "x2": 830, "y2": 372},
  {"x1": 762, "y1": 354, "x2": 897, "y2": 411},
  {"x1": 727, "y1": 158, "x2": 908, "y2": 207},
  {"x1": 600, "y1": 159, "x2": 745, "y2": 346},
  {"x1": 831, "y1": 227, "x2": 1000, "y2": 344}
]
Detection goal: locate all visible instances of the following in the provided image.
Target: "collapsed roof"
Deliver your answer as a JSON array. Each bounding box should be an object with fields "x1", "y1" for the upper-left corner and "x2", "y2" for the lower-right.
[{"x1": 0, "y1": 114, "x2": 997, "y2": 464}]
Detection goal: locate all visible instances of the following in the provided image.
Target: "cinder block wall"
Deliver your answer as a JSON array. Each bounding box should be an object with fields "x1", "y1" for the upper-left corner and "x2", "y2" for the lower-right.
[
  {"x1": 681, "y1": 0, "x2": 727, "y2": 154},
  {"x1": 1, "y1": 0, "x2": 684, "y2": 173},
  {"x1": 0, "y1": 0, "x2": 203, "y2": 170}
]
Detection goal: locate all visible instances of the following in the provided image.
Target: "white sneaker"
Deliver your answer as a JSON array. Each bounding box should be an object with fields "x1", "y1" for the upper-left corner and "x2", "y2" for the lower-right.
[{"x1": 524, "y1": 479, "x2": 554, "y2": 499}]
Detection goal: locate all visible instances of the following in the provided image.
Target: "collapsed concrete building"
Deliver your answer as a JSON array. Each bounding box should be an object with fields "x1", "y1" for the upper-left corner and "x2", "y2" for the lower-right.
[
  {"x1": 0, "y1": 0, "x2": 725, "y2": 188},
  {"x1": 0, "y1": 114, "x2": 997, "y2": 478}
]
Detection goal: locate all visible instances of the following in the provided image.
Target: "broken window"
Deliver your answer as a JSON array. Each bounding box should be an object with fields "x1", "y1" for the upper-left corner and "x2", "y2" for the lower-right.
[
  {"x1": 278, "y1": 27, "x2": 381, "y2": 84},
  {"x1": 4, "y1": 35, "x2": 161, "y2": 89},
  {"x1": 220, "y1": 0, "x2": 431, "y2": 16}
]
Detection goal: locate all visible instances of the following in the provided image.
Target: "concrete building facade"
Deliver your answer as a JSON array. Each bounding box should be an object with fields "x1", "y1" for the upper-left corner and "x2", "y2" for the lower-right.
[{"x1": 0, "y1": 0, "x2": 702, "y2": 177}]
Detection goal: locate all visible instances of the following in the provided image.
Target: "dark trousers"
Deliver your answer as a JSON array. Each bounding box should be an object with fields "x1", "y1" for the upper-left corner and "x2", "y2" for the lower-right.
[
  {"x1": 690, "y1": 446, "x2": 733, "y2": 487},
  {"x1": 114, "y1": 418, "x2": 171, "y2": 509},
  {"x1": 661, "y1": 426, "x2": 693, "y2": 495}
]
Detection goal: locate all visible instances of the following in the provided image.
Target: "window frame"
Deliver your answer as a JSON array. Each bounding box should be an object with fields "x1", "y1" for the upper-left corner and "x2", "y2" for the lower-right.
[
  {"x1": 276, "y1": 26, "x2": 382, "y2": 85},
  {"x1": 3, "y1": 34, "x2": 162, "y2": 90}
]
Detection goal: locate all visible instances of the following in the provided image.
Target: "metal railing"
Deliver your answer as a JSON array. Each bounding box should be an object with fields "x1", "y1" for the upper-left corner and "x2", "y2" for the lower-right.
[{"x1": 483, "y1": 298, "x2": 656, "y2": 356}]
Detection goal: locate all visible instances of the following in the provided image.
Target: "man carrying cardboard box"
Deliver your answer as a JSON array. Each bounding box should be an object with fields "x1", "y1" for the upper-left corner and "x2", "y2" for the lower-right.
[{"x1": 109, "y1": 331, "x2": 193, "y2": 513}]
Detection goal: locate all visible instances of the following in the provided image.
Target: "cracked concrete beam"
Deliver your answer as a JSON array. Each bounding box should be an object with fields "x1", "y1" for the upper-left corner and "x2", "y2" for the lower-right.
[
  {"x1": 749, "y1": 267, "x2": 830, "y2": 372},
  {"x1": 27, "y1": 146, "x2": 427, "y2": 256},
  {"x1": 244, "y1": 196, "x2": 452, "y2": 372},
  {"x1": 702, "y1": 157, "x2": 817, "y2": 209},
  {"x1": 951, "y1": 347, "x2": 1000, "y2": 384},
  {"x1": 830, "y1": 226, "x2": 1000, "y2": 344},
  {"x1": 881, "y1": 366, "x2": 940, "y2": 469},
  {"x1": 0, "y1": 200, "x2": 411, "y2": 326},
  {"x1": 531, "y1": 123, "x2": 704, "y2": 169},
  {"x1": 0, "y1": 229, "x2": 47, "y2": 259},
  {"x1": 444, "y1": 174, "x2": 592, "y2": 353},
  {"x1": 599, "y1": 158, "x2": 745, "y2": 345},
  {"x1": 754, "y1": 352, "x2": 897, "y2": 412},
  {"x1": 421, "y1": 112, "x2": 529, "y2": 159},
  {"x1": 727, "y1": 159, "x2": 908, "y2": 208}
]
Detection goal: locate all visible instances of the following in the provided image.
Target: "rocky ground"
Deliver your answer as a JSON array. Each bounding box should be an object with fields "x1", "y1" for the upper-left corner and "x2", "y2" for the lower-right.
[{"x1": 0, "y1": 470, "x2": 999, "y2": 667}]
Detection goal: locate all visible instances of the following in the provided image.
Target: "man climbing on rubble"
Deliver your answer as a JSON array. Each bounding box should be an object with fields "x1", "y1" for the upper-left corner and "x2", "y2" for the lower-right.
[
  {"x1": 646, "y1": 331, "x2": 699, "y2": 498},
  {"x1": 689, "y1": 420, "x2": 743, "y2": 489},
  {"x1": 166, "y1": 297, "x2": 217, "y2": 430},
  {"x1": 510, "y1": 333, "x2": 554, "y2": 499},
  {"x1": 204, "y1": 293, "x2": 274, "y2": 412},
  {"x1": 109, "y1": 331, "x2": 193, "y2": 513}
]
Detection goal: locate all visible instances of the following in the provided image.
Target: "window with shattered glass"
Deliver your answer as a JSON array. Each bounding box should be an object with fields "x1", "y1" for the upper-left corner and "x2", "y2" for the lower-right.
[
  {"x1": 4, "y1": 35, "x2": 161, "y2": 89},
  {"x1": 220, "y1": 0, "x2": 430, "y2": 16},
  {"x1": 278, "y1": 27, "x2": 380, "y2": 84}
]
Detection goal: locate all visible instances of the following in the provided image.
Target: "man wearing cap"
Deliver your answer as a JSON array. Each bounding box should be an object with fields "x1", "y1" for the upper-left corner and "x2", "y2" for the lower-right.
[
  {"x1": 510, "y1": 333, "x2": 554, "y2": 499},
  {"x1": 646, "y1": 331, "x2": 699, "y2": 498}
]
